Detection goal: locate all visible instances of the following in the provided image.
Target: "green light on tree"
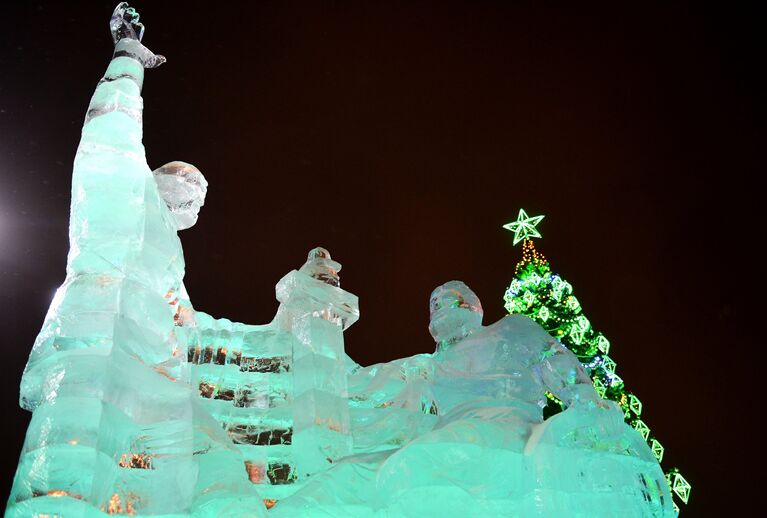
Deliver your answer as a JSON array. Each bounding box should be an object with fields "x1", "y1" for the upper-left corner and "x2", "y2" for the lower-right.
[
  {"x1": 633, "y1": 419, "x2": 651, "y2": 441},
  {"x1": 502, "y1": 208, "x2": 545, "y2": 245},
  {"x1": 667, "y1": 469, "x2": 691, "y2": 505},
  {"x1": 651, "y1": 439, "x2": 664, "y2": 462},
  {"x1": 502, "y1": 209, "x2": 690, "y2": 511}
]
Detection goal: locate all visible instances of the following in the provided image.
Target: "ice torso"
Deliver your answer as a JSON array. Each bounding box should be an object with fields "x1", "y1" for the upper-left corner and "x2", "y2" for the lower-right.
[{"x1": 432, "y1": 316, "x2": 548, "y2": 420}]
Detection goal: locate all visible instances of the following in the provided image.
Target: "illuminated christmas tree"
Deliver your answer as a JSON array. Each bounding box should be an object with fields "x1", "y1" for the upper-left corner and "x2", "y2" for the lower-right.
[{"x1": 502, "y1": 209, "x2": 691, "y2": 514}]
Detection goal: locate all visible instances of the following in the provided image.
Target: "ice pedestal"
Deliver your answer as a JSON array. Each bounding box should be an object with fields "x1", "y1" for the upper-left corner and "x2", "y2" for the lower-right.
[{"x1": 176, "y1": 249, "x2": 359, "y2": 507}]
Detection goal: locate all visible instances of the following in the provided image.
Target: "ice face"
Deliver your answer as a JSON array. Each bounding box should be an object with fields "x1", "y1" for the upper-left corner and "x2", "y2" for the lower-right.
[
  {"x1": 152, "y1": 161, "x2": 207, "y2": 230},
  {"x1": 428, "y1": 280, "x2": 483, "y2": 349}
]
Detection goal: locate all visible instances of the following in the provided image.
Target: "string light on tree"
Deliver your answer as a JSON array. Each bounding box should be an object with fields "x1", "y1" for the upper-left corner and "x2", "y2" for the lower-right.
[{"x1": 502, "y1": 209, "x2": 690, "y2": 512}]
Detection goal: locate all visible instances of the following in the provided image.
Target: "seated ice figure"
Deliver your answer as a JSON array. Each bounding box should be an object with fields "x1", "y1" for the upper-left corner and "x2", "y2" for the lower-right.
[
  {"x1": 271, "y1": 281, "x2": 674, "y2": 517},
  {"x1": 383, "y1": 281, "x2": 673, "y2": 516}
]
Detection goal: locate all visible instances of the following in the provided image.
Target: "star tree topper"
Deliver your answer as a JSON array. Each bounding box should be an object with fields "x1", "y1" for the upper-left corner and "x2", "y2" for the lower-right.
[{"x1": 503, "y1": 209, "x2": 545, "y2": 245}]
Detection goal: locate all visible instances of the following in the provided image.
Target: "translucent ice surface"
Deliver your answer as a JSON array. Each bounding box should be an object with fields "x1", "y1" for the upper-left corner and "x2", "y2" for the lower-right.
[{"x1": 269, "y1": 287, "x2": 673, "y2": 517}]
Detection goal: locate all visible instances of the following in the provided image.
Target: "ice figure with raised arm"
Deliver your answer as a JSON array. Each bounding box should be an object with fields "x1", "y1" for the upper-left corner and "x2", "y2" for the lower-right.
[
  {"x1": 7, "y1": 3, "x2": 674, "y2": 517},
  {"x1": 6, "y1": 4, "x2": 268, "y2": 516},
  {"x1": 8, "y1": 6, "x2": 362, "y2": 513}
]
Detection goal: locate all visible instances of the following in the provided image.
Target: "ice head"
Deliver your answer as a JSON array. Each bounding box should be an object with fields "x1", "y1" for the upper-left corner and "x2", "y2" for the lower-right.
[
  {"x1": 428, "y1": 281, "x2": 483, "y2": 348},
  {"x1": 152, "y1": 161, "x2": 208, "y2": 230},
  {"x1": 299, "y1": 247, "x2": 342, "y2": 287}
]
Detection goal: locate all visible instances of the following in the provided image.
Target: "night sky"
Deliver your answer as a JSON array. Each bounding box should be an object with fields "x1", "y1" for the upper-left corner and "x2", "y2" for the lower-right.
[{"x1": 1, "y1": 2, "x2": 762, "y2": 514}]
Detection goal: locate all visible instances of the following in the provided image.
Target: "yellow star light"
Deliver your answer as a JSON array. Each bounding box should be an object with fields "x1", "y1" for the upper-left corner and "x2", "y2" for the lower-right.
[{"x1": 503, "y1": 209, "x2": 545, "y2": 245}]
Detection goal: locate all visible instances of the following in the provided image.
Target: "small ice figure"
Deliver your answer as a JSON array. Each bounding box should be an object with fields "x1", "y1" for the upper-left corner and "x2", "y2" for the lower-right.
[
  {"x1": 298, "y1": 246, "x2": 342, "y2": 287},
  {"x1": 153, "y1": 161, "x2": 208, "y2": 230}
]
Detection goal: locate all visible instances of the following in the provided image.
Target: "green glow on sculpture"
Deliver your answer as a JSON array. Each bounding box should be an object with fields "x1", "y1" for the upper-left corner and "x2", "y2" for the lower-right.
[
  {"x1": 629, "y1": 394, "x2": 642, "y2": 416},
  {"x1": 503, "y1": 208, "x2": 545, "y2": 245}
]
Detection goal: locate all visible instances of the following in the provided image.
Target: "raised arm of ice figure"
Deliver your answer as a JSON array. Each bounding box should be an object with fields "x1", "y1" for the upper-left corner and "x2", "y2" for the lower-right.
[
  {"x1": 67, "y1": 3, "x2": 169, "y2": 275},
  {"x1": 83, "y1": 3, "x2": 164, "y2": 124}
]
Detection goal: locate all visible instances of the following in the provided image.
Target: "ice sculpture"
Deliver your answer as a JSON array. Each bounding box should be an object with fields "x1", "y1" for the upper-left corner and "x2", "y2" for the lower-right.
[
  {"x1": 7, "y1": 3, "x2": 675, "y2": 517},
  {"x1": 6, "y1": 5, "x2": 260, "y2": 517},
  {"x1": 267, "y1": 282, "x2": 674, "y2": 516},
  {"x1": 181, "y1": 247, "x2": 359, "y2": 506}
]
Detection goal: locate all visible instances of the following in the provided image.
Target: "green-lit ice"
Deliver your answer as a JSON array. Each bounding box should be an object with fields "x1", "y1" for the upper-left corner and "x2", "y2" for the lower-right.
[{"x1": 5, "y1": 4, "x2": 675, "y2": 517}]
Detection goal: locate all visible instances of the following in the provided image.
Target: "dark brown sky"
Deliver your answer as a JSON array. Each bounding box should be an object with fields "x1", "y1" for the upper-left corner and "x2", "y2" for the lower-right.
[{"x1": 1, "y1": 1, "x2": 763, "y2": 514}]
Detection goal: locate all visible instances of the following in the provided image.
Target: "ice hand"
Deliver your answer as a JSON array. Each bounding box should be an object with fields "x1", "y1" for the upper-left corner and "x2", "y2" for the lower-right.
[
  {"x1": 110, "y1": 2, "x2": 145, "y2": 44},
  {"x1": 110, "y1": 3, "x2": 166, "y2": 69}
]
